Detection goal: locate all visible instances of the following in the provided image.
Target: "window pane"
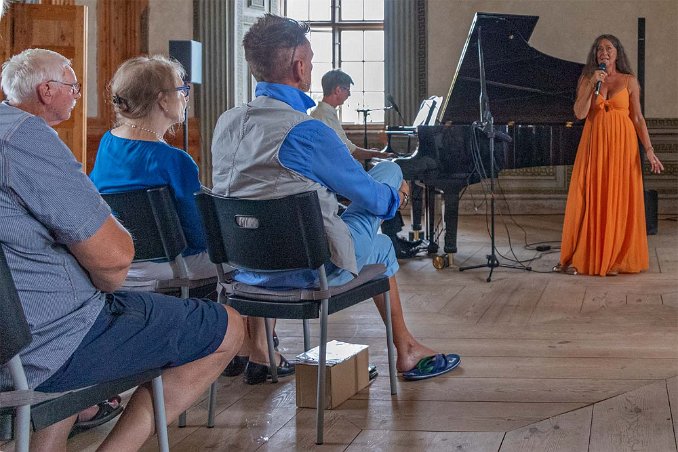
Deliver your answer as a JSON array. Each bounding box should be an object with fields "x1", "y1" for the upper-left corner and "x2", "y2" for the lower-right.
[
  {"x1": 364, "y1": 30, "x2": 383, "y2": 61},
  {"x1": 309, "y1": 29, "x2": 333, "y2": 63},
  {"x1": 363, "y1": 62, "x2": 383, "y2": 91},
  {"x1": 286, "y1": 0, "x2": 308, "y2": 20},
  {"x1": 364, "y1": 1, "x2": 383, "y2": 20},
  {"x1": 341, "y1": 0, "x2": 363, "y2": 21},
  {"x1": 340, "y1": 30, "x2": 363, "y2": 62},
  {"x1": 341, "y1": 92, "x2": 363, "y2": 124},
  {"x1": 364, "y1": 91, "x2": 384, "y2": 122},
  {"x1": 309, "y1": 0, "x2": 331, "y2": 21},
  {"x1": 284, "y1": 0, "x2": 384, "y2": 124},
  {"x1": 341, "y1": 61, "x2": 363, "y2": 92}
]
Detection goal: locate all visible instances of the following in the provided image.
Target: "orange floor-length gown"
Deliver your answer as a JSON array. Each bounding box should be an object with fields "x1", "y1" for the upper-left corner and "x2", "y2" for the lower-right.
[{"x1": 559, "y1": 75, "x2": 648, "y2": 276}]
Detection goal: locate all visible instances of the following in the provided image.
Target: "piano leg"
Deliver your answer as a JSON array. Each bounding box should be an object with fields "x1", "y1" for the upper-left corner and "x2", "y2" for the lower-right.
[
  {"x1": 425, "y1": 185, "x2": 438, "y2": 254},
  {"x1": 419, "y1": 182, "x2": 463, "y2": 255},
  {"x1": 411, "y1": 181, "x2": 423, "y2": 232},
  {"x1": 439, "y1": 185, "x2": 461, "y2": 254}
]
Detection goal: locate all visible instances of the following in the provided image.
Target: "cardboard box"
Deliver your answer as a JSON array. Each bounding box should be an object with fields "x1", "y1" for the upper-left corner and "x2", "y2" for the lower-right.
[{"x1": 295, "y1": 341, "x2": 369, "y2": 409}]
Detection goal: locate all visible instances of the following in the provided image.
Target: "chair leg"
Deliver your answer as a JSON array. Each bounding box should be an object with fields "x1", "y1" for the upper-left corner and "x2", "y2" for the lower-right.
[
  {"x1": 151, "y1": 376, "x2": 170, "y2": 452},
  {"x1": 303, "y1": 319, "x2": 311, "y2": 351},
  {"x1": 207, "y1": 381, "x2": 217, "y2": 428},
  {"x1": 384, "y1": 290, "x2": 397, "y2": 395},
  {"x1": 178, "y1": 284, "x2": 190, "y2": 428},
  {"x1": 316, "y1": 298, "x2": 329, "y2": 445},
  {"x1": 14, "y1": 405, "x2": 30, "y2": 452},
  {"x1": 264, "y1": 318, "x2": 278, "y2": 383},
  {"x1": 7, "y1": 356, "x2": 30, "y2": 452}
]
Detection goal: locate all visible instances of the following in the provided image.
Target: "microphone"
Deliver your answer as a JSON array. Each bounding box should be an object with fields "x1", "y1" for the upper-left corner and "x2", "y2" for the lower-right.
[
  {"x1": 594, "y1": 62, "x2": 606, "y2": 96},
  {"x1": 386, "y1": 94, "x2": 406, "y2": 125},
  {"x1": 386, "y1": 94, "x2": 400, "y2": 115}
]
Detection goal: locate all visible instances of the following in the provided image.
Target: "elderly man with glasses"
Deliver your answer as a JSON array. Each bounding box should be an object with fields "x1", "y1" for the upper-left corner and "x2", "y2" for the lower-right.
[{"x1": 0, "y1": 48, "x2": 244, "y2": 450}]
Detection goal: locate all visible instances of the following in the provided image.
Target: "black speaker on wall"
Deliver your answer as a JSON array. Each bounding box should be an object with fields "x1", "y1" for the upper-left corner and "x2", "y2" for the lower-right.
[
  {"x1": 169, "y1": 40, "x2": 202, "y2": 84},
  {"x1": 645, "y1": 189, "x2": 658, "y2": 235}
]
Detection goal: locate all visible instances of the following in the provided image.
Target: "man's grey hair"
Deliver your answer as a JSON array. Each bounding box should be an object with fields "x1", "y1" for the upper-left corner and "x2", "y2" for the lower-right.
[
  {"x1": 321, "y1": 69, "x2": 353, "y2": 96},
  {"x1": 1, "y1": 48, "x2": 72, "y2": 104}
]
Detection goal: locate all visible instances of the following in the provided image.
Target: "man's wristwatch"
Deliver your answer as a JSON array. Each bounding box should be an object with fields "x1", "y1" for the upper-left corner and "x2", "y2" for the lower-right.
[{"x1": 400, "y1": 190, "x2": 409, "y2": 207}]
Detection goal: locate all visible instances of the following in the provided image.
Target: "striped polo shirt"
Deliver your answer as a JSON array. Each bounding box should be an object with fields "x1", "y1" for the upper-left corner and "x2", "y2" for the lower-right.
[{"x1": 0, "y1": 102, "x2": 110, "y2": 390}]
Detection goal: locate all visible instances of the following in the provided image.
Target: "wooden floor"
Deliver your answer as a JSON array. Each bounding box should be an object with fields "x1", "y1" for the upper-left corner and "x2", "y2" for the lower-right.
[{"x1": 7, "y1": 214, "x2": 678, "y2": 451}]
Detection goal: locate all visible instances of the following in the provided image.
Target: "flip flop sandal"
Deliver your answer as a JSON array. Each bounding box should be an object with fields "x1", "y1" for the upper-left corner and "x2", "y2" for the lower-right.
[
  {"x1": 402, "y1": 353, "x2": 461, "y2": 381},
  {"x1": 69, "y1": 396, "x2": 123, "y2": 437}
]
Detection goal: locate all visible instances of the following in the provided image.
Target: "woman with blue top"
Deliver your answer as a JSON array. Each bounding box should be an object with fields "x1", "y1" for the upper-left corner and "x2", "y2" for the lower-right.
[
  {"x1": 91, "y1": 55, "x2": 292, "y2": 385},
  {"x1": 90, "y1": 55, "x2": 214, "y2": 287}
]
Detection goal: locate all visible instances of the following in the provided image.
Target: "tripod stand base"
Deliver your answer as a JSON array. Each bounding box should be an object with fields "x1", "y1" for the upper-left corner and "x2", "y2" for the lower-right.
[{"x1": 459, "y1": 254, "x2": 531, "y2": 282}]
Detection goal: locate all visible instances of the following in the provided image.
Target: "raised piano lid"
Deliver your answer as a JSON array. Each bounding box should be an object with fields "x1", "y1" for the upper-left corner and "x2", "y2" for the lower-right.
[{"x1": 439, "y1": 12, "x2": 585, "y2": 125}]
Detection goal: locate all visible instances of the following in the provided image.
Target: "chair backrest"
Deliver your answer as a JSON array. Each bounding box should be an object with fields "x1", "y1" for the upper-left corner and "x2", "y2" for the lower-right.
[
  {"x1": 0, "y1": 245, "x2": 32, "y2": 366},
  {"x1": 101, "y1": 187, "x2": 187, "y2": 262},
  {"x1": 195, "y1": 190, "x2": 331, "y2": 271}
]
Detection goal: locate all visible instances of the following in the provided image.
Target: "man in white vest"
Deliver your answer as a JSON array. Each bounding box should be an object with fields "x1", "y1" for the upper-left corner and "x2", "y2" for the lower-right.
[{"x1": 211, "y1": 14, "x2": 460, "y2": 381}]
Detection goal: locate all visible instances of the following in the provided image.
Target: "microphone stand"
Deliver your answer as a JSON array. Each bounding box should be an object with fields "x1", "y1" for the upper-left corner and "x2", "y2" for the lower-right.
[
  {"x1": 458, "y1": 26, "x2": 529, "y2": 282},
  {"x1": 356, "y1": 106, "x2": 392, "y2": 149}
]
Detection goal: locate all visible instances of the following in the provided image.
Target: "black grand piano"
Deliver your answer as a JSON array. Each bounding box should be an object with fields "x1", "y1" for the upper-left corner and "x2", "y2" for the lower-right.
[{"x1": 387, "y1": 12, "x2": 585, "y2": 256}]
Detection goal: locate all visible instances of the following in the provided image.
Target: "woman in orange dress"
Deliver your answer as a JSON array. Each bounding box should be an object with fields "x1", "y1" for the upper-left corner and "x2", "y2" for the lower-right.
[{"x1": 556, "y1": 34, "x2": 663, "y2": 276}]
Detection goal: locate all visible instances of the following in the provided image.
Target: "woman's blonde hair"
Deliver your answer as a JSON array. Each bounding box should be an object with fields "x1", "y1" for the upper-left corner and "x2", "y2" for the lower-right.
[{"x1": 109, "y1": 55, "x2": 185, "y2": 122}]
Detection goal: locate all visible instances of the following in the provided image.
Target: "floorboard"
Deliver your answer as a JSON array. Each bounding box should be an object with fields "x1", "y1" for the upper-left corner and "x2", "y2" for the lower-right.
[{"x1": 3, "y1": 214, "x2": 674, "y2": 452}]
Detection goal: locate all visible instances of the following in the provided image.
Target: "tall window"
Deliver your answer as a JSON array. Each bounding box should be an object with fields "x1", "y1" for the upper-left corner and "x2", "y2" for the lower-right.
[{"x1": 285, "y1": 0, "x2": 384, "y2": 124}]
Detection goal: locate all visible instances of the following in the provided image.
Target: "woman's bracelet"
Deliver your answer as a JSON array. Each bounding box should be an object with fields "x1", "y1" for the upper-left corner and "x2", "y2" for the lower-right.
[
  {"x1": 646, "y1": 146, "x2": 654, "y2": 153},
  {"x1": 400, "y1": 190, "x2": 409, "y2": 208}
]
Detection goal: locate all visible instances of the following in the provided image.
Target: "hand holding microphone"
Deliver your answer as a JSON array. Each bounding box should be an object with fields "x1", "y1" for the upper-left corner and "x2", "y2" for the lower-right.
[{"x1": 593, "y1": 62, "x2": 607, "y2": 96}]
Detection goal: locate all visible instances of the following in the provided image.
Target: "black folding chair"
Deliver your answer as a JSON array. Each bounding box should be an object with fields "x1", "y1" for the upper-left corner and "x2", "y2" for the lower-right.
[
  {"x1": 195, "y1": 190, "x2": 397, "y2": 445},
  {"x1": 0, "y1": 244, "x2": 169, "y2": 452},
  {"x1": 101, "y1": 186, "x2": 217, "y2": 296},
  {"x1": 101, "y1": 186, "x2": 219, "y2": 428}
]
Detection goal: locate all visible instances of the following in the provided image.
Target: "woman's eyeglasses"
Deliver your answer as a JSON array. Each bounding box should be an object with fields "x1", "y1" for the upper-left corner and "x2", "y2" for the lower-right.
[{"x1": 174, "y1": 83, "x2": 191, "y2": 97}]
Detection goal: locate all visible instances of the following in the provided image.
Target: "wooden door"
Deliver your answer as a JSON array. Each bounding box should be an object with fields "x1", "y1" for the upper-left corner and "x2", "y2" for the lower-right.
[{"x1": 2, "y1": 4, "x2": 88, "y2": 165}]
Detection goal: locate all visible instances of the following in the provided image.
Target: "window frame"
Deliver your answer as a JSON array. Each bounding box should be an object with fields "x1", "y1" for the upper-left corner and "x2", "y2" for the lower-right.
[{"x1": 285, "y1": 0, "x2": 384, "y2": 124}]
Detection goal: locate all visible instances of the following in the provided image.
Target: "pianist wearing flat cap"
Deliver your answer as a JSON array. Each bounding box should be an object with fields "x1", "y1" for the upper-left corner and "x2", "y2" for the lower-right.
[{"x1": 556, "y1": 34, "x2": 662, "y2": 277}]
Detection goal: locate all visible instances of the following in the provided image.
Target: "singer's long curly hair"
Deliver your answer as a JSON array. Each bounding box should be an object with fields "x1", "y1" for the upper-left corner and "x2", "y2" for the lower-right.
[{"x1": 582, "y1": 34, "x2": 634, "y2": 77}]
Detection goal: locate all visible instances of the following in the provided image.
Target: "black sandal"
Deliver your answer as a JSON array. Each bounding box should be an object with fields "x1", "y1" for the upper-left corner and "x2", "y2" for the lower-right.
[
  {"x1": 69, "y1": 396, "x2": 123, "y2": 437},
  {"x1": 222, "y1": 355, "x2": 249, "y2": 377}
]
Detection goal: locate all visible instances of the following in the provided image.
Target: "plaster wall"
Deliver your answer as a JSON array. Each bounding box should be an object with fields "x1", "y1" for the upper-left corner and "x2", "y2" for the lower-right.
[{"x1": 427, "y1": 0, "x2": 678, "y2": 118}]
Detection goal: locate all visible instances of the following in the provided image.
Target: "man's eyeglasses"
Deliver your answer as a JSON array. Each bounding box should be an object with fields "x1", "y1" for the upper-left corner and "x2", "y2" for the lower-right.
[
  {"x1": 174, "y1": 83, "x2": 191, "y2": 97},
  {"x1": 339, "y1": 86, "x2": 351, "y2": 94},
  {"x1": 48, "y1": 80, "x2": 81, "y2": 95}
]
